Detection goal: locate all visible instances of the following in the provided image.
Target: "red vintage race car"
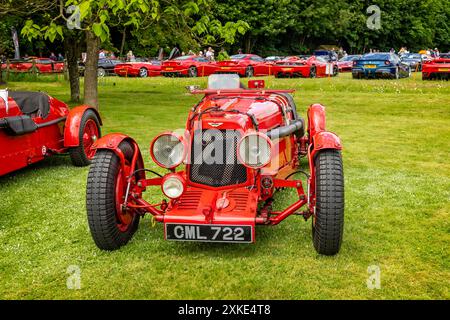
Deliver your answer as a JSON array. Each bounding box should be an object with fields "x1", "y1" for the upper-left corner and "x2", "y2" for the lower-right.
[
  {"x1": 422, "y1": 58, "x2": 450, "y2": 80},
  {"x1": 86, "y1": 75, "x2": 344, "y2": 255},
  {"x1": 1, "y1": 57, "x2": 64, "y2": 73},
  {"x1": 272, "y1": 56, "x2": 339, "y2": 78},
  {"x1": 161, "y1": 55, "x2": 217, "y2": 77},
  {"x1": 215, "y1": 54, "x2": 273, "y2": 77},
  {"x1": 0, "y1": 90, "x2": 101, "y2": 176},
  {"x1": 114, "y1": 61, "x2": 161, "y2": 77}
]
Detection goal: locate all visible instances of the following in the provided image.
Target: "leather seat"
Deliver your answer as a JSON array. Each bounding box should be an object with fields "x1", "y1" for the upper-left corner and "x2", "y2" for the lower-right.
[{"x1": 9, "y1": 91, "x2": 50, "y2": 119}]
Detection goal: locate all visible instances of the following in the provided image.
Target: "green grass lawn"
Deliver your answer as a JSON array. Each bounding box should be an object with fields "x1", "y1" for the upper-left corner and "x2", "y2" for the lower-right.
[{"x1": 0, "y1": 73, "x2": 449, "y2": 299}]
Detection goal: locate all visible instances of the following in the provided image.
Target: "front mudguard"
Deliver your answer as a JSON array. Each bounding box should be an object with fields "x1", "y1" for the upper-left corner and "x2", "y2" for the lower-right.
[
  {"x1": 307, "y1": 104, "x2": 343, "y2": 211},
  {"x1": 63, "y1": 105, "x2": 102, "y2": 147},
  {"x1": 307, "y1": 103, "x2": 342, "y2": 159},
  {"x1": 92, "y1": 133, "x2": 146, "y2": 180}
]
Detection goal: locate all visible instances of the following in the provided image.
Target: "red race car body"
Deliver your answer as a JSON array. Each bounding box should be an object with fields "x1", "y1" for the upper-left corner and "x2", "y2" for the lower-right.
[
  {"x1": 422, "y1": 58, "x2": 450, "y2": 80},
  {"x1": 114, "y1": 61, "x2": 161, "y2": 77},
  {"x1": 215, "y1": 54, "x2": 272, "y2": 77},
  {"x1": 0, "y1": 90, "x2": 101, "y2": 176},
  {"x1": 86, "y1": 75, "x2": 345, "y2": 256},
  {"x1": 161, "y1": 55, "x2": 217, "y2": 77},
  {"x1": 273, "y1": 56, "x2": 339, "y2": 78},
  {"x1": 2, "y1": 58, "x2": 64, "y2": 73}
]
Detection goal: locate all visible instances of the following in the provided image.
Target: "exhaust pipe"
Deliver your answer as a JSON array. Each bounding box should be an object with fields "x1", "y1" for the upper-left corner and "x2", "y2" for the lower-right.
[{"x1": 266, "y1": 119, "x2": 304, "y2": 139}]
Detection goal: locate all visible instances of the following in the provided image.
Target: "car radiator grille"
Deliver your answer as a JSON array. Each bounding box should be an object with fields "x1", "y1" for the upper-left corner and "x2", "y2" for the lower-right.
[{"x1": 190, "y1": 129, "x2": 248, "y2": 187}]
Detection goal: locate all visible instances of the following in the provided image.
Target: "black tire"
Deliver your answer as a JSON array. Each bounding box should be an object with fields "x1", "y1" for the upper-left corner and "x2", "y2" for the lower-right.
[
  {"x1": 310, "y1": 66, "x2": 317, "y2": 78},
  {"x1": 245, "y1": 66, "x2": 254, "y2": 77},
  {"x1": 333, "y1": 65, "x2": 339, "y2": 77},
  {"x1": 69, "y1": 109, "x2": 101, "y2": 167},
  {"x1": 86, "y1": 141, "x2": 141, "y2": 250},
  {"x1": 139, "y1": 67, "x2": 148, "y2": 78},
  {"x1": 188, "y1": 66, "x2": 198, "y2": 77},
  {"x1": 312, "y1": 149, "x2": 344, "y2": 255}
]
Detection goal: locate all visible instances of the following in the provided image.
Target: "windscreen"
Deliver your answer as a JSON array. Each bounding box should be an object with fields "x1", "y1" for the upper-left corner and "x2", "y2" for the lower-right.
[{"x1": 207, "y1": 74, "x2": 241, "y2": 90}]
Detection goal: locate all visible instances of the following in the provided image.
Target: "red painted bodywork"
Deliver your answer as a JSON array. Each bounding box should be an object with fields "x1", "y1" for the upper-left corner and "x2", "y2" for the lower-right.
[
  {"x1": 337, "y1": 61, "x2": 353, "y2": 72},
  {"x1": 161, "y1": 55, "x2": 217, "y2": 77},
  {"x1": 114, "y1": 62, "x2": 161, "y2": 77},
  {"x1": 272, "y1": 56, "x2": 337, "y2": 78},
  {"x1": 1, "y1": 58, "x2": 64, "y2": 73},
  {"x1": 96, "y1": 79, "x2": 342, "y2": 243},
  {"x1": 0, "y1": 93, "x2": 101, "y2": 176},
  {"x1": 422, "y1": 58, "x2": 450, "y2": 80},
  {"x1": 214, "y1": 54, "x2": 273, "y2": 76}
]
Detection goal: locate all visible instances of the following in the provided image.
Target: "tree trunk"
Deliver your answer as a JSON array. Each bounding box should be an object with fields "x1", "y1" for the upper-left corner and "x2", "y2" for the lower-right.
[
  {"x1": 120, "y1": 28, "x2": 126, "y2": 57},
  {"x1": 244, "y1": 34, "x2": 251, "y2": 53},
  {"x1": 64, "y1": 36, "x2": 81, "y2": 103},
  {"x1": 84, "y1": 30, "x2": 99, "y2": 109}
]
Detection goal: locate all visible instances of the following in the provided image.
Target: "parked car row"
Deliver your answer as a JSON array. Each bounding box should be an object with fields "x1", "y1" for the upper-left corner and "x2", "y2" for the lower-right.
[
  {"x1": 3, "y1": 52, "x2": 448, "y2": 81},
  {"x1": 1, "y1": 57, "x2": 64, "y2": 73}
]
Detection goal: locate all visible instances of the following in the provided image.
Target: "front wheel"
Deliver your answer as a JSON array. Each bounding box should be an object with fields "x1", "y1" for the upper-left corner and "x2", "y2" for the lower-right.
[
  {"x1": 188, "y1": 66, "x2": 198, "y2": 77},
  {"x1": 86, "y1": 141, "x2": 141, "y2": 250},
  {"x1": 310, "y1": 66, "x2": 317, "y2": 78},
  {"x1": 69, "y1": 110, "x2": 101, "y2": 167},
  {"x1": 139, "y1": 67, "x2": 148, "y2": 78},
  {"x1": 312, "y1": 149, "x2": 344, "y2": 255},
  {"x1": 245, "y1": 66, "x2": 254, "y2": 77},
  {"x1": 97, "y1": 67, "x2": 106, "y2": 77}
]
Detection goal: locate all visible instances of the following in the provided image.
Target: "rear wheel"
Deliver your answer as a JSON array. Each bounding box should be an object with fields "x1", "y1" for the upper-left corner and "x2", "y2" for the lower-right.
[
  {"x1": 333, "y1": 65, "x2": 339, "y2": 76},
  {"x1": 188, "y1": 66, "x2": 198, "y2": 77},
  {"x1": 245, "y1": 66, "x2": 254, "y2": 77},
  {"x1": 69, "y1": 110, "x2": 101, "y2": 167},
  {"x1": 312, "y1": 150, "x2": 344, "y2": 255},
  {"x1": 310, "y1": 66, "x2": 317, "y2": 78},
  {"x1": 139, "y1": 67, "x2": 148, "y2": 78},
  {"x1": 86, "y1": 141, "x2": 141, "y2": 250}
]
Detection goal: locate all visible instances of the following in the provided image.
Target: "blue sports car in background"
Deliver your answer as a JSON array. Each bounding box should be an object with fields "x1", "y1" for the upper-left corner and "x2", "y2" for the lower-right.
[{"x1": 352, "y1": 53, "x2": 411, "y2": 79}]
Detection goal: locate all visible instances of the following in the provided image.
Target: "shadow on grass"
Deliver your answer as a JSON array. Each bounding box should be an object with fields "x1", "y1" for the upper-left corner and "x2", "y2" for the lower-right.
[{"x1": 0, "y1": 155, "x2": 73, "y2": 185}]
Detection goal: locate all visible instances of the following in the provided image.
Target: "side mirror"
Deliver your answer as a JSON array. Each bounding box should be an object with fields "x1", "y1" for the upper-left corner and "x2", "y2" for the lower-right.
[{"x1": 248, "y1": 80, "x2": 265, "y2": 89}]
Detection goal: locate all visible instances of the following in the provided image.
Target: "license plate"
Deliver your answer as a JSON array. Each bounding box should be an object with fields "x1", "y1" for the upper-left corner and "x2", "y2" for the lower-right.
[
  {"x1": 365, "y1": 64, "x2": 377, "y2": 69},
  {"x1": 438, "y1": 68, "x2": 449, "y2": 72},
  {"x1": 165, "y1": 67, "x2": 173, "y2": 70},
  {"x1": 282, "y1": 68, "x2": 293, "y2": 71},
  {"x1": 165, "y1": 224, "x2": 253, "y2": 243},
  {"x1": 221, "y1": 67, "x2": 231, "y2": 70}
]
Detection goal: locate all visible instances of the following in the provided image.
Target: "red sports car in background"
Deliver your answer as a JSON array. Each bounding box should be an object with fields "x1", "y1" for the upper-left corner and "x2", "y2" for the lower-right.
[
  {"x1": 114, "y1": 61, "x2": 161, "y2": 77},
  {"x1": 422, "y1": 58, "x2": 450, "y2": 80},
  {"x1": 0, "y1": 89, "x2": 101, "y2": 176},
  {"x1": 273, "y1": 56, "x2": 338, "y2": 78},
  {"x1": 337, "y1": 55, "x2": 362, "y2": 72},
  {"x1": 161, "y1": 55, "x2": 217, "y2": 77},
  {"x1": 215, "y1": 54, "x2": 273, "y2": 77},
  {"x1": 1, "y1": 57, "x2": 64, "y2": 73}
]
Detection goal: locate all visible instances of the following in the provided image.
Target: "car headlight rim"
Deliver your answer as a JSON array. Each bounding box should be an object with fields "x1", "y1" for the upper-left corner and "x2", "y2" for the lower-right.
[
  {"x1": 237, "y1": 132, "x2": 273, "y2": 169},
  {"x1": 162, "y1": 174, "x2": 185, "y2": 199},
  {"x1": 150, "y1": 132, "x2": 186, "y2": 169}
]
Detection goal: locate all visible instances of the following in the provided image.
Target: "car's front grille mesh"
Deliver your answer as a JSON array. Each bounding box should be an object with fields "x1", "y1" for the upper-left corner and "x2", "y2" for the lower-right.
[{"x1": 190, "y1": 130, "x2": 248, "y2": 187}]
